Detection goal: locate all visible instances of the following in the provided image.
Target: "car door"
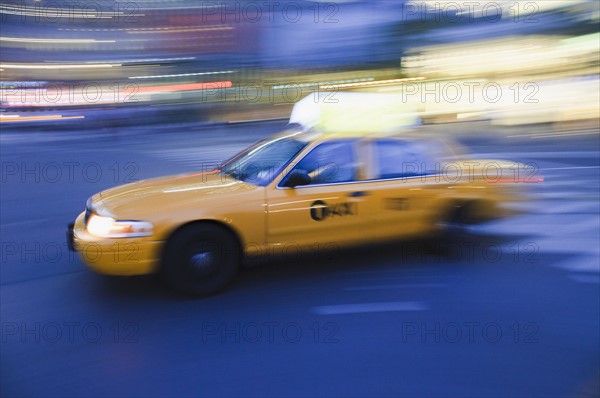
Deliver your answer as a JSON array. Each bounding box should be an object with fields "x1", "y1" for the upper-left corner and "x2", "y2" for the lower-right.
[
  {"x1": 363, "y1": 138, "x2": 442, "y2": 240},
  {"x1": 266, "y1": 139, "x2": 371, "y2": 250}
]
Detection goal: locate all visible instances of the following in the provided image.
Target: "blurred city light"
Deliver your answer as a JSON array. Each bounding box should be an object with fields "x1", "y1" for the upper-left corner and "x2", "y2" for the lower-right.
[{"x1": 1, "y1": 0, "x2": 597, "y2": 128}]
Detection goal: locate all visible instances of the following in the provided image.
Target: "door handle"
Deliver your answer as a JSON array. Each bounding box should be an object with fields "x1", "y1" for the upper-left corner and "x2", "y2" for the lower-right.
[{"x1": 349, "y1": 191, "x2": 369, "y2": 197}]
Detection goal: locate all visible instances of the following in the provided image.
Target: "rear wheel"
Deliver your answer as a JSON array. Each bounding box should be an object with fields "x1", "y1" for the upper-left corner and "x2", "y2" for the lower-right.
[
  {"x1": 425, "y1": 203, "x2": 475, "y2": 251},
  {"x1": 418, "y1": 204, "x2": 470, "y2": 258},
  {"x1": 437, "y1": 204, "x2": 471, "y2": 238},
  {"x1": 161, "y1": 224, "x2": 241, "y2": 296}
]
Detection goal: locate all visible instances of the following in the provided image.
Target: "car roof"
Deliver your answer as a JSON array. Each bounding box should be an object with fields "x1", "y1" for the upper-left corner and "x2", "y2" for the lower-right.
[
  {"x1": 267, "y1": 125, "x2": 463, "y2": 159},
  {"x1": 272, "y1": 124, "x2": 441, "y2": 143}
]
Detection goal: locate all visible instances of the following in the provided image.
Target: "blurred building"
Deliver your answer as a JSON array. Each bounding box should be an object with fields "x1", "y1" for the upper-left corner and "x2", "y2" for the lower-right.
[
  {"x1": 260, "y1": 0, "x2": 403, "y2": 68},
  {"x1": 1, "y1": 0, "x2": 599, "y2": 126}
]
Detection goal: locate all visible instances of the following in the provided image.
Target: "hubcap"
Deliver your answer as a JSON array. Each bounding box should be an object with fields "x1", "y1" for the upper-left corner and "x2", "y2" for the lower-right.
[{"x1": 190, "y1": 251, "x2": 215, "y2": 274}]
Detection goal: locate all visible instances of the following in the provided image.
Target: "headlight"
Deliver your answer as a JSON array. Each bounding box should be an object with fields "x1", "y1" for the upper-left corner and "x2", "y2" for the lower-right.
[{"x1": 86, "y1": 214, "x2": 153, "y2": 238}]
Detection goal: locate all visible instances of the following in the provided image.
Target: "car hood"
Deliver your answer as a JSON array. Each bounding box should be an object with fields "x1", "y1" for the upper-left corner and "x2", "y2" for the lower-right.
[{"x1": 92, "y1": 170, "x2": 256, "y2": 218}]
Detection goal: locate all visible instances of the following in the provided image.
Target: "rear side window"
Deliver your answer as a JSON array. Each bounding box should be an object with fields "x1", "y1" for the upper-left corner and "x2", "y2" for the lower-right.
[
  {"x1": 291, "y1": 140, "x2": 358, "y2": 185},
  {"x1": 374, "y1": 139, "x2": 436, "y2": 179}
]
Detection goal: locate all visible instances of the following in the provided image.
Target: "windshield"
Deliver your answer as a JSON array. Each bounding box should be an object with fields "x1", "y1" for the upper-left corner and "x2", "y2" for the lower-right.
[{"x1": 220, "y1": 136, "x2": 308, "y2": 186}]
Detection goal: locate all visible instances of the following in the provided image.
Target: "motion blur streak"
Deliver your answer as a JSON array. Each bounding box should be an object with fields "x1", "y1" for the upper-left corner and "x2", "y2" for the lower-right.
[{"x1": 134, "y1": 81, "x2": 233, "y2": 93}]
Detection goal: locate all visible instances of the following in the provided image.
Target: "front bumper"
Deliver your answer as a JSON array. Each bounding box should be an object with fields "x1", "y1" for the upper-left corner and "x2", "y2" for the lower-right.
[{"x1": 68, "y1": 212, "x2": 162, "y2": 276}]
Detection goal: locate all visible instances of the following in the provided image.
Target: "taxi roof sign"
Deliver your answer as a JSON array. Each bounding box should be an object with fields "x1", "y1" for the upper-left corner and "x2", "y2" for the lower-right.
[{"x1": 289, "y1": 92, "x2": 420, "y2": 134}]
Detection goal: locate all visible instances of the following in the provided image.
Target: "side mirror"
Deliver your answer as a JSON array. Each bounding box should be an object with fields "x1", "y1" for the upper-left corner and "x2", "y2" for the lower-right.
[{"x1": 282, "y1": 169, "x2": 311, "y2": 188}]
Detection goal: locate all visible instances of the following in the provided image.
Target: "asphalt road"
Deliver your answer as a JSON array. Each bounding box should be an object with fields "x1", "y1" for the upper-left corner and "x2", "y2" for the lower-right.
[{"x1": 1, "y1": 121, "x2": 599, "y2": 397}]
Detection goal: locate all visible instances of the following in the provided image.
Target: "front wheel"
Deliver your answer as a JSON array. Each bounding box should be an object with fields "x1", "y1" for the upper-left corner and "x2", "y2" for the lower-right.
[{"x1": 160, "y1": 224, "x2": 241, "y2": 296}]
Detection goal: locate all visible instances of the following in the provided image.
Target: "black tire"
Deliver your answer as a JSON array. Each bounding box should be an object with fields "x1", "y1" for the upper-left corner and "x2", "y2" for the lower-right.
[
  {"x1": 160, "y1": 224, "x2": 241, "y2": 297},
  {"x1": 420, "y1": 205, "x2": 470, "y2": 258},
  {"x1": 437, "y1": 204, "x2": 469, "y2": 238},
  {"x1": 427, "y1": 203, "x2": 476, "y2": 251}
]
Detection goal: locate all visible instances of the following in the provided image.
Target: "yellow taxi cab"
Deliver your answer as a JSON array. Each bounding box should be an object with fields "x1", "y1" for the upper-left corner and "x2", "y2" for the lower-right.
[{"x1": 67, "y1": 94, "x2": 531, "y2": 296}]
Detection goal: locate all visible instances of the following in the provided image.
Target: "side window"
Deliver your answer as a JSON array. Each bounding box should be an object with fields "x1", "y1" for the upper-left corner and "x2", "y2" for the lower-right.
[
  {"x1": 290, "y1": 140, "x2": 358, "y2": 185},
  {"x1": 374, "y1": 139, "x2": 435, "y2": 179}
]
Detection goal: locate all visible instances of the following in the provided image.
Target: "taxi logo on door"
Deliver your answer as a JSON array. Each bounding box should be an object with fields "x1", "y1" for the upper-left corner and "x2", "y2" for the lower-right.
[{"x1": 310, "y1": 200, "x2": 356, "y2": 221}]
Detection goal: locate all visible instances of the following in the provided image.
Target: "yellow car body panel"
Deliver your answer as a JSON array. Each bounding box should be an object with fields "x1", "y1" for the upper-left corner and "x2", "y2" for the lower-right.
[
  {"x1": 71, "y1": 130, "x2": 527, "y2": 276},
  {"x1": 73, "y1": 212, "x2": 162, "y2": 275}
]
